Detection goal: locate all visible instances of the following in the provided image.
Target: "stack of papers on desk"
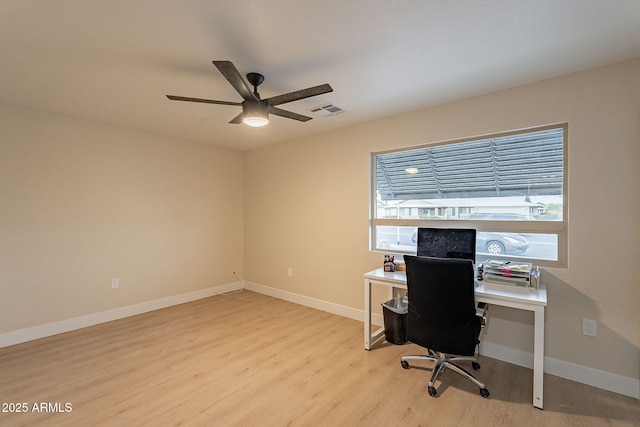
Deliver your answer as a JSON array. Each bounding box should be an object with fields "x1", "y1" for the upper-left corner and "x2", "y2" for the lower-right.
[{"x1": 483, "y1": 260, "x2": 533, "y2": 287}]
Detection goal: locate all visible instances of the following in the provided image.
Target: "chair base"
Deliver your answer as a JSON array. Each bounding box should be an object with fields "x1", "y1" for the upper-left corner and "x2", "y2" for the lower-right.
[{"x1": 401, "y1": 351, "x2": 490, "y2": 398}]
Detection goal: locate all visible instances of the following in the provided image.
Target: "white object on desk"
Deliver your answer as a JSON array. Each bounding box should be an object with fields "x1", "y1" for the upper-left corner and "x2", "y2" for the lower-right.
[{"x1": 364, "y1": 267, "x2": 547, "y2": 409}]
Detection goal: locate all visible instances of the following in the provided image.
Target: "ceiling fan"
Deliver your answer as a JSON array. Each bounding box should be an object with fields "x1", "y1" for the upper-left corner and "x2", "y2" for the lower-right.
[{"x1": 167, "y1": 60, "x2": 333, "y2": 127}]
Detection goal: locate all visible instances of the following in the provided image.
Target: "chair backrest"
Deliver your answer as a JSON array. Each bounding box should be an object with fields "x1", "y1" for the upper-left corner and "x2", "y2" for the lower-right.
[{"x1": 404, "y1": 255, "x2": 481, "y2": 356}]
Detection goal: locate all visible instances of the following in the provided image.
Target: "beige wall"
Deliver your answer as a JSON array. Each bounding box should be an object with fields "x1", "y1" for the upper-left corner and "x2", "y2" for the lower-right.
[
  {"x1": 1, "y1": 58, "x2": 637, "y2": 384},
  {"x1": 0, "y1": 105, "x2": 245, "y2": 333},
  {"x1": 245, "y1": 58, "x2": 640, "y2": 379}
]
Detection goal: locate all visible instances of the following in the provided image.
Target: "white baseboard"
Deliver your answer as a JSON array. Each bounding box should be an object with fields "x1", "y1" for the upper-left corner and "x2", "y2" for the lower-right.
[
  {"x1": 480, "y1": 341, "x2": 534, "y2": 369},
  {"x1": 480, "y1": 339, "x2": 639, "y2": 399},
  {"x1": 2, "y1": 280, "x2": 637, "y2": 400},
  {"x1": 243, "y1": 281, "x2": 366, "y2": 323},
  {"x1": 544, "y1": 356, "x2": 639, "y2": 399},
  {"x1": 0, "y1": 281, "x2": 243, "y2": 349}
]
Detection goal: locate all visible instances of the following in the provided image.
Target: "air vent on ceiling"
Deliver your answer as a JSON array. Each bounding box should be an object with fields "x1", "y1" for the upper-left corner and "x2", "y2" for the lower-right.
[{"x1": 309, "y1": 103, "x2": 344, "y2": 117}]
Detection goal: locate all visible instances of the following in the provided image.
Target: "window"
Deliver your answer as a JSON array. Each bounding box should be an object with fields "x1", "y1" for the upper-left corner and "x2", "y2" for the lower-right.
[{"x1": 371, "y1": 124, "x2": 567, "y2": 266}]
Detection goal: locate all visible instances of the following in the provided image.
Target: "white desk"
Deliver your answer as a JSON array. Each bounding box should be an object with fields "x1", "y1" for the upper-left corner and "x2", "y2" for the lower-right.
[{"x1": 364, "y1": 267, "x2": 547, "y2": 409}]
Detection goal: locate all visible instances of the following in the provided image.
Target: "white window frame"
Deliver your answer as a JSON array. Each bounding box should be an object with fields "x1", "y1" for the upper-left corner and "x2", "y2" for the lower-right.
[{"x1": 370, "y1": 124, "x2": 568, "y2": 268}]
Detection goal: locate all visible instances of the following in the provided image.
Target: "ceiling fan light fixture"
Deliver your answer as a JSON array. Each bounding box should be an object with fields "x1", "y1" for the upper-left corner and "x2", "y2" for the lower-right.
[
  {"x1": 167, "y1": 61, "x2": 333, "y2": 127},
  {"x1": 243, "y1": 115, "x2": 269, "y2": 127},
  {"x1": 243, "y1": 101, "x2": 269, "y2": 127}
]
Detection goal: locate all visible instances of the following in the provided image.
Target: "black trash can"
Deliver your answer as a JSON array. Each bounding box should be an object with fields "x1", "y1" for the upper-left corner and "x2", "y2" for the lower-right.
[{"x1": 381, "y1": 297, "x2": 408, "y2": 344}]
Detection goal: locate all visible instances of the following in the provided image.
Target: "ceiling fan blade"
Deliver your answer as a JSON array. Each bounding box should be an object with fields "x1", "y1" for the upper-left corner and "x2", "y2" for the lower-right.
[
  {"x1": 264, "y1": 84, "x2": 333, "y2": 106},
  {"x1": 269, "y1": 106, "x2": 312, "y2": 122},
  {"x1": 166, "y1": 95, "x2": 241, "y2": 106},
  {"x1": 212, "y1": 61, "x2": 258, "y2": 102},
  {"x1": 229, "y1": 112, "x2": 244, "y2": 124}
]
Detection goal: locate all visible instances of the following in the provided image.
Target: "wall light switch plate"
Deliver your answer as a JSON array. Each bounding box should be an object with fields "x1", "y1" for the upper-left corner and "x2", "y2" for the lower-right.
[{"x1": 111, "y1": 278, "x2": 119, "y2": 289}]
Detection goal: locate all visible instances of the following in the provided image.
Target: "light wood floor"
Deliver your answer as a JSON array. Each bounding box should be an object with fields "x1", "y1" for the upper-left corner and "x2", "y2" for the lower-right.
[{"x1": 1, "y1": 291, "x2": 638, "y2": 426}]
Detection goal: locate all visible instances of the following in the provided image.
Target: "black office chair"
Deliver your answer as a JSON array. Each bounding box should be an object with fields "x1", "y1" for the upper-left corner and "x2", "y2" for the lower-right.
[{"x1": 401, "y1": 255, "x2": 489, "y2": 398}]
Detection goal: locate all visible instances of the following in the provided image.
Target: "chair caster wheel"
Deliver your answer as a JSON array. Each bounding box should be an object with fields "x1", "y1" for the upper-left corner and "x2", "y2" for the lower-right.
[
  {"x1": 480, "y1": 388, "x2": 490, "y2": 398},
  {"x1": 428, "y1": 386, "x2": 438, "y2": 397},
  {"x1": 472, "y1": 362, "x2": 481, "y2": 370},
  {"x1": 401, "y1": 360, "x2": 410, "y2": 369}
]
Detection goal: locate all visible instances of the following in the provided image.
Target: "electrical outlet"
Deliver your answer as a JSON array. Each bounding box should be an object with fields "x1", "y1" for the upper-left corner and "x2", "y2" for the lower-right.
[
  {"x1": 287, "y1": 268, "x2": 293, "y2": 277},
  {"x1": 111, "y1": 278, "x2": 119, "y2": 289},
  {"x1": 582, "y1": 319, "x2": 596, "y2": 337}
]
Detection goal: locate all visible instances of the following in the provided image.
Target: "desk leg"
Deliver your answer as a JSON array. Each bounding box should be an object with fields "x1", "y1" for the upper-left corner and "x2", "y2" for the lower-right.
[
  {"x1": 533, "y1": 306, "x2": 545, "y2": 409},
  {"x1": 364, "y1": 278, "x2": 372, "y2": 350}
]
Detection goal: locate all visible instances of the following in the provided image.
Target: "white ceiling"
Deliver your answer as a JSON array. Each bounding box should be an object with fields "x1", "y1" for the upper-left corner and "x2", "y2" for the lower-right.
[{"x1": 2, "y1": 1, "x2": 640, "y2": 151}]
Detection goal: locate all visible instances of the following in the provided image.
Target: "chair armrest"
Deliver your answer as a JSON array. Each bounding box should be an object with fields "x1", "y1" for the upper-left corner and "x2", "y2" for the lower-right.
[{"x1": 476, "y1": 302, "x2": 488, "y2": 327}]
